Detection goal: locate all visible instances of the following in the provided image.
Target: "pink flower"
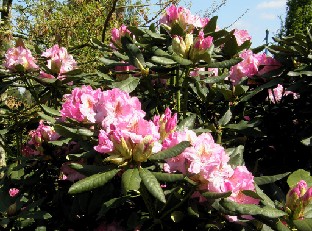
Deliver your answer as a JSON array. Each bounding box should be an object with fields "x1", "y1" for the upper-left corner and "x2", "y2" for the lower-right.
[
  {"x1": 94, "y1": 130, "x2": 114, "y2": 153},
  {"x1": 233, "y1": 29, "x2": 251, "y2": 46},
  {"x1": 255, "y1": 53, "x2": 281, "y2": 76},
  {"x1": 111, "y1": 25, "x2": 131, "y2": 48},
  {"x1": 159, "y1": 5, "x2": 209, "y2": 34},
  {"x1": 193, "y1": 31, "x2": 213, "y2": 51},
  {"x1": 229, "y1": 49, "x2": 259, "y2": 85},
  {"x1": 40, "y1": 44, "x2": 77, "y2": 80},
  {"x1": 153, "y1": 108, "x2": 177, "y2": 140},
  {"x1": 4, "y1": 46, "x2": 38, "y2": 72},
  {"x1": 268, "y1": 84, "x2": 299, "y2": 104},
  {"x1": 9, "y1": 188, "x2": 20, "y2": 197}
]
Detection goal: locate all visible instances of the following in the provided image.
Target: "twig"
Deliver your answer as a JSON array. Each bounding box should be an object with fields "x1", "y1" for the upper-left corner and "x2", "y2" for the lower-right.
[{"x1": 101, "y1": 0, "x2": 119, "y2": 43}]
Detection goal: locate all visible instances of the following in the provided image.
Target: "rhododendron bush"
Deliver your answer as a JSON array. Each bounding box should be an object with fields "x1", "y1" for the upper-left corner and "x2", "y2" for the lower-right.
[{"x1": 0, "y1": 5, "x2": 312, "y2": 231}]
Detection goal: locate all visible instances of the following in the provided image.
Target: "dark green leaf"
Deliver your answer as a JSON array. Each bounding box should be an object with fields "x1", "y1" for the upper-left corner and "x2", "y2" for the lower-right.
[
  {"x1": 139, "y1": 168, "x2": 166, "y2": 203},
  {"x1": 151, "y1": 56, "x2": 176, "y2": 65},
  {"x1": 69, "y1": 163, "x2": 115, "y2": 176},
  {"x1": 218, "y1": 108, "x2": 232, "y2": 126},
  {"x1": 152, "y1": 172, "x2": 184, "y2": 182},
  {"x1": 171, "y1": 54, "x2": 193, "y2": 66},
  {"x1": 219, "y1": 199, "x2": 287, "y2": 218},
  {"x1": 293, "y1": 219, "x2": 312, "y2": 231},
  {"x1": 241, "y1": 190, "x2": 263, "y2": 200},
  {"x1": 109, "y1": 76, "x2": 140, "y2": 93},
  {"x1": 255, "y1": 172, "x2": 291, "y2": 185},
  {"x1": 37, "y1": 112, "x2": 56, "y2": 124},
  {"x1": 204, "y1": 16, "x2": 218, "y2": 34},
  {"x1": 122, "y1": 168, "x2": 141, "y2": 195},
  {"x1": 68, "y1": 169, "x2": 120, "y2": 194},
  {"x1": 41, "y1": 105, "x2": 60, "y2": 116},
  {"x1": 49, "y1": 138, "x2": 72, "y2": 146},
  {"x1": 255, "y1": 184, "x2": 275, "y2": 208},
  {"x1": 202, "y1": 191, "x2": 232, "y2": 199},
  {"x1": 202, "y1": 74, "x2": 227, "y2": 84},
  {"x1": 97, "y1": 196, "x2": 130, "y2": 219},
  {"x1": 177, "y1": 114, "x2": 196, "y2": 130},
  {"x1": 121, "y1": 37, "x2": 146, "y2": 68},
  {"x1": 227, "y1": 145, "x2": 244, "y2": 167},
  {"x1": 148, "y1": 141, "x2": 190, "y2": 161}
]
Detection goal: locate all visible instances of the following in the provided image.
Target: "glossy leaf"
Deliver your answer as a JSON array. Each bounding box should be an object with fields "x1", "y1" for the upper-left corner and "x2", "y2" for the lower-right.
[
  {"x1": 68, "y1": 169, "x2": 120, "y2": 194},
  {"x1": 204, "y1": 16, "x2": 218, "y2": 34},
  {"x1": 151, "y1": 56, "x2": 176, "y2": 65},
  {"x1": 152, "y1": 172, "x2": 184, "y2": 182},
  {"x1": 139, "y1": 168, "x2": 166, "y2": 203},
  {"x1": 177, "y1": 114, "x2": 196, "y2": 130},
  {"x1": 97, "y1": 196, "x2": 130, "y2": 219},
  {"x1": 219, "y1": 199, "x2": 287, "y2": 218},
  {"x1": 218, "y1": 108, "x2": 232, "y2": 126},
  {"x1": 293, "y1": 219, "x2": 312, "y2": 231},
  {"x1": 202, "y1": 191, "x2": 232, "y2": 199},
  {"x1": 148, "y1": 141, "x2": 190, "y2": 161},
  {"x1": 109, "y1": 76, "x2": 140, "y2": 93},
  {"x1": 255, "y1": 172, "x2": 291, "y2": 185},
  {"x1": 69, "y1": 163, "x2": 115, "y2": 176},
  {"x1": 41, "y1": 105, "x2": 60, "y2": 116},
  {"x1": 122, "y1": 168, "x2": 141, "y2": 195}
]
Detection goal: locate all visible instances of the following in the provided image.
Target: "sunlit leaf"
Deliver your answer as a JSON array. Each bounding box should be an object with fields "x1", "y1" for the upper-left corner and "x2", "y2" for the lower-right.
[
  {"x1": 139, "y1": 168, "x2": 166, "y2": 203},
  {"x1": 68, "y1": 169, "x2": 120, "y2": 194},
  {"x1": 148, "y1": 141, "x2": 190, "y2": 161},
  {"x1": 109, "y1": 76, "x2": 140, "y2": 93},
  {"x1": 255, "y1": 172, "x2": 291, "y2": 185},
  {"x1": 122, "y1": 168, "x2": 141, "y2": 195}
]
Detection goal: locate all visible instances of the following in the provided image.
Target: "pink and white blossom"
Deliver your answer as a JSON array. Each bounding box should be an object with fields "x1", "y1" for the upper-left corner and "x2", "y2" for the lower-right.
[{"x1": 4, "y1": 46, "x2": 38, "y2": 72}]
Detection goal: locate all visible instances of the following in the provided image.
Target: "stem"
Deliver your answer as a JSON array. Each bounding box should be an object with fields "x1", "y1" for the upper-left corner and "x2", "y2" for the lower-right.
[
  {"x1": 175, "y1": 67, "x2": 181, "y2": 113},
  {"x1": 182, "y1": 68, "x2": 190, "y2": 119}
]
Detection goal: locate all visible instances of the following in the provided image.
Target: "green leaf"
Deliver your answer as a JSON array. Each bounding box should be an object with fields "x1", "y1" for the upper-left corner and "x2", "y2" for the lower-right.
[
  {"x1": 287, "y1": 169, "x2": 312, "y2": 188},
  {"x1": 276, "y1": 220, "x2": 292, "y2": 231},
  {"x1": 97, "y1": 196, "x2": 130, "y2": 219},
  {"x1": 41, "y1": 105, "x2": 60, "y2": 116},
  {"x1": 49, "y1": 138, "x2": 72, "y2": 146},
  {"x1": 227, "y1": 145, "x2": 244, "y2": 167},
  {"x1": 255, "y1": 184, "x2": 275, "y2": 208},
  {"x1": 121, "y1": 37, "x2": 146, "y2": 68},
  {"x1": 68, "y1": 169, "x2": 120, "y2": 194},
  {"x1": 241, "y1": 190, "x2": 263, "y2": 200},
  {"x1": 293, "y1": 219, "x2": 312, "y2": 231},
  {"x1": 255, "y1": 172, "x2": 291, "y2": 185},
  {"x1": 37, "y1": 112, "x2": 56, "y2": 124},
  {"x1": 54, "y1": 124, "x2": 94, "y2": 139},
  {"x1": 152, "y1": 172, "x2": 184, "y2": 182},
  {"x1": 301, "y1": 137, "x2": 312, "y2": 146},
  {"x1": 171, "y1": 54, "x2": 193, "y2": 66},
  {"x1": 204, "y1": 16, "x2": 218, "y2": 34},
  {"x1": 202, "y1": 191, "x2": 232, "y2": 199},
  {"x1": 139, "y1": 168, "x2": 166, "y2": 203},
  {"x1": 202, "y1": 74, "x2": 228, "y2": 84},
  {"x1": 109, "y1": 76, "x2": 140, "y2": 93},
  {"x1": 69, "y1": 163, "x2": 115, "y2": 176},
  {"x1": 240, "y1": 78, "x2": 283, "y2": 102},
  {"x1": 0, "y1": 129, "x2": 8, "y2": 135},
  {"x1": 177, "y1": 114, "x2": 196, "y2": 130},
  {"x1": 148, "y1": 141, "x2": 190, "y2": 161},
  {"x1": 218, "y1": 108, "x2": 232, "y2": 126},
  {"x1": 219, "y1": 199, "x2": 287, "y2": 218},
  {"x1": 151, "y1": 56, "x2": 177, "y2": 65},
  {"x1": 122, "y1": 168, "x2": 141, "y2": 195}
]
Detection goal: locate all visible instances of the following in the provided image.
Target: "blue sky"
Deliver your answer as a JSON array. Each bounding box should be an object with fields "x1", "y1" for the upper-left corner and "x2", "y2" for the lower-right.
[{"x1": 185, "y1": 0, "x2": 287, "y2": 47}]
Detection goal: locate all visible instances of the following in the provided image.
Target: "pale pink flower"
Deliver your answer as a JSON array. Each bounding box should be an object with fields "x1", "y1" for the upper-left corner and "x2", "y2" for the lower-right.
[
  {"x1": 4, "y1": 46, "x2": 38, "y2": 72},
  {"x1": 60, "y1": 162, "x2": 85, "y2": 182},
  {"x1": 9, "y1": 188, "x2": 20, "y2": 197},
  {"x1": 268, "y1": 84, "x2": 299, "y2": 104},
  {"x1": 40, "y1": 44, "x2": 77, "y2": 79},
  {"x1": 94, "y1": 130, "x2": 114, "y2": 153},
  {"x1": 160, "y1": 5, "x2": 209, "y2": 33},
  {"x1": 233, "y1": 29, "x2": 252, "y2": 46}
]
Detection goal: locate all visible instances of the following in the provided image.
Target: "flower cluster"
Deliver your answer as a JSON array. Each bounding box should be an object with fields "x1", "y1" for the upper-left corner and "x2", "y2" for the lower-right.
[
  {"x1": 229, "y1": 49, "x2": 281, "y2": 85},
  {"x1": 159, "y1": 5, "x2": 209, "y2": 33},
  {"x1": 163, "y1": 129, "x2": 259, "y2": 218},
  {"x1": 40, "y1": 44, "x2": 77, "y2": 80},
  {"x1": 61, "y1": 86, "x2": 162, "y2": 165},
  {"x1": 268, "y1": 84, "x2": 299, "y2": 104},
  {"x1": 22, "y1": 120, "x2": 60, "y2": 156},
  {"x1": 285, "y1": 180, "x2": 312, "y2": 220},
  {"x1": 4, "y1": 46, "x2": 38, "y2": 72}
]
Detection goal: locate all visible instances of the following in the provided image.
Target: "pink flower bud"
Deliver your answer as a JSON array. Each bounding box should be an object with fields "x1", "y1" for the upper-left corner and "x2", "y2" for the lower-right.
[{"x1": 9, "y1": 188, "x2": 20, "y2": 197}]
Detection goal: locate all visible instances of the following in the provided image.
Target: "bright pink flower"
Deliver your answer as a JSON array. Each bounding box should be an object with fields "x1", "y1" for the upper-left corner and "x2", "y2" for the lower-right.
[
  {"x1": 4, "y1": 46, "x2": 38, "y2": 72},
  {"x1": 94, "y1": 130, "x2": 114, "y2": 153},
  {"x1": 268, "y1": 84, "x2": 299, "y2": 104},
  {"x1": 255, "y1": 53, "x2": 281, "y2": 76},
  {"x1": 229, "y1": 49, "x2": 259, "y2": 85},
  {"x1": 153, "y1": 108, "x2": 177, "y2": 140},
  {"x1": 193, "y1": 31, "x2": 213, "y2": 51},
  {"x1": 233, "y1": 29, "x2": 251, "y2": 46},
  {"x1": 9, "y1": 188, "x2": 20, "y2": 197},
  {"x1": 40, "y1": 44, "x2": 77, "y2": 79}
]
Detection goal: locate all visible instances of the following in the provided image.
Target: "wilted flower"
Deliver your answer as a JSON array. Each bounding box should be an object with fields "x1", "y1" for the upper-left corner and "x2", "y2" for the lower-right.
[{"x1": 4, "y1": 46, "x2": 38, "y2": 72}]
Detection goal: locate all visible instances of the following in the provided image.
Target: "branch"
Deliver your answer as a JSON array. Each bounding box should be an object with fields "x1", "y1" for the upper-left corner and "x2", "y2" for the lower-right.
[{"x1": 101, "y1": 0, "x2": 118, "y2": 43}]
